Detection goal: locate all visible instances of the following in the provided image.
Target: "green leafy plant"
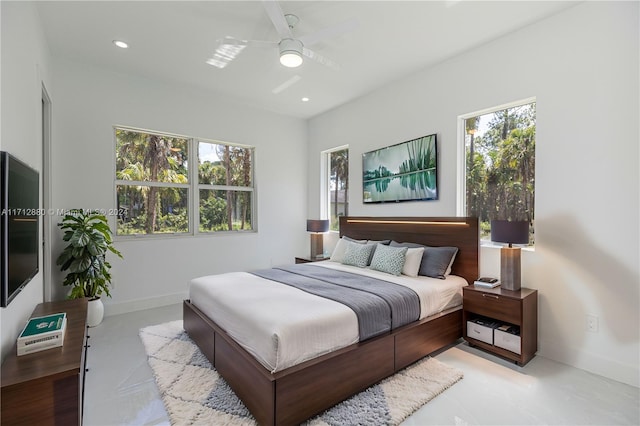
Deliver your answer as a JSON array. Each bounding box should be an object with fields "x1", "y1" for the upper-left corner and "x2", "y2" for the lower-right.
[{"x1": 56, "y1": 209, "x2": 123, "y2": 299}]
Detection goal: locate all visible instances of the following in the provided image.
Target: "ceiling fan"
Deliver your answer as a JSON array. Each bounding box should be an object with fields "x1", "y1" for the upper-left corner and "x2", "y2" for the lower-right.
[{"x1": 207, "y1": 0, "x2": 358, "y2": 70}]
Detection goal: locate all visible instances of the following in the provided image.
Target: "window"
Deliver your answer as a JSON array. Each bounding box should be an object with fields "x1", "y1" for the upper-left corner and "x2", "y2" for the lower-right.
[
  {"x1": 115, "y1": 128, "x2": 189, "y2": 235},
  {"x1": 324, "y1": 147, "x2": 349, "y2": 231},
  {"x1": 462, "y1": 101, "x2": 536, "y2": 244},
  {"x1": 115, "y1": 127, "x2": 255, "y2": 236},
  {"x1": 198, "y1": 141, "x2": 253, "y2": 232}
]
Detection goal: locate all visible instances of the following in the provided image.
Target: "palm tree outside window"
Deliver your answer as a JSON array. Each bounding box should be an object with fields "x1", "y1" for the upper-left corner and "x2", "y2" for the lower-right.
[
  {"x1": 115, "y1": 127, "x2": 255, "y2": 236},
  {"x1": 463, "y1": 101, "x2": 536, "y2": 244}
]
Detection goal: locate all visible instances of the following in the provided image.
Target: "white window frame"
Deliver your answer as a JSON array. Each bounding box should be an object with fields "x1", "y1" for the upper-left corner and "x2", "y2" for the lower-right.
[
  {"x1": 194, "y1": 138, "x2": 256, "y2": 234},
  {"x1": 456, "y1": 97, "x2": 536, "y2": 243},
  {"x1": 321, "y1": 145, "x2": 348, "y2": 232},
  {"x1": 114, "y1": 126, "x2": 256, "y2": 239}
]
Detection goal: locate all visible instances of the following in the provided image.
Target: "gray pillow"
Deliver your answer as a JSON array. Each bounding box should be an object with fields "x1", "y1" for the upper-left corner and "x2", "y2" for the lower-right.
[
  {"x1": 390, "y1": 241, "x2": 458, "y2": 279},
  {"x1": 342, "y1": 241, "x2": 375, "y2": 268},
  {"x1": 343, "y1": 235, "x2": 366, "y2": 243},
  {"x1": 369, "y1": 244, "x2": 408, "y2": 276},
  {"x1": 364, "y1": 240, "x2": 390, "y2": 265},
  {"x1": 367, "y1": 239, "x2": 391, "y2": 246}
]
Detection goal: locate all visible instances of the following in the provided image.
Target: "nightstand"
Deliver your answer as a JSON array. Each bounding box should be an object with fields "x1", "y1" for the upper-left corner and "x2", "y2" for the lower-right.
[
  {"x1": 295, "y1": 256, "x2": 330, "y2": 264},
  {"x1": 462, "y1": 286, "x2": 538, "y2": 366}
]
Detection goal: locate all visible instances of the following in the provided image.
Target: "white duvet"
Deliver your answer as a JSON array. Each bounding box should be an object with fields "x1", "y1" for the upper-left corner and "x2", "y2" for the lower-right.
[{"x1": 188, "y1": 261, "x2": 467, "y2": 373}]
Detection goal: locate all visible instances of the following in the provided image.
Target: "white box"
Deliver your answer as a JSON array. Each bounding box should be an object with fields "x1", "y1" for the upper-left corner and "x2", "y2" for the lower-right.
[
  {"x1": 17, "y1": 313, "x2": 66, "y2": 356},
  {"x1": 467, "y1": 320, "x2": 494, "y2": 345},
  {"x1": 494, "y1": 329, "x2": 521, "y2": 354}
]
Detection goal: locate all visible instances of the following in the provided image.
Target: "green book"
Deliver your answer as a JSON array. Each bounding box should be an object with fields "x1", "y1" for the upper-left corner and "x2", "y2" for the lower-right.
[
  {"x1": 17, "y1": 312, "x2": 67, "y2": 355},
  {"x1": 19, "y1": 313, "x2": 66, "y2": 338}
]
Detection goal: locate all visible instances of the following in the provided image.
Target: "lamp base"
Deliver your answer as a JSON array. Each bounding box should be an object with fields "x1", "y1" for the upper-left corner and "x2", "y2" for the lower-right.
[
  {"x1": 310, "y1": 233, "x2": 324, "y2": 259},
  {"x1": 500, "y1": 246, "x2": 521, "y2": 291}
]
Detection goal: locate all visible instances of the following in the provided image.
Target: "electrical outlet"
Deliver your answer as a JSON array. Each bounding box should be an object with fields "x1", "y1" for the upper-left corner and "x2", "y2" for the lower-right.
[{"x1": 586, "y1": 314, "x2": 599, "y2": 333}]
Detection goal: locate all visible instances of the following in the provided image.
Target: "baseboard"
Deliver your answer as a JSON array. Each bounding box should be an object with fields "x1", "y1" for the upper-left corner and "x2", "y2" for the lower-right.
[
  {"x1": 103, "y1": 292, "x2": 187, "y2": 317},
  {"x1": 539, "y1": 337, "x2": 639, "y2": 388}
]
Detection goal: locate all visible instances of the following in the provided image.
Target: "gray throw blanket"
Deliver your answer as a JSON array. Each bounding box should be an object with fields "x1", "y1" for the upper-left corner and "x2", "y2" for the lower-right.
[{"x1": 251, "y1": 264, "x2": 420, "y2": 340}]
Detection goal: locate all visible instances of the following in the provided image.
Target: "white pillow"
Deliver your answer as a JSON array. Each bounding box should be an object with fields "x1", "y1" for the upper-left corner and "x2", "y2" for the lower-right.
[
  {"x1": 445, "y1": 250, "x2": 458, "y2": 276},
  {"x1": 402, "y1": 247, "x2": 425, "y2": 277}
]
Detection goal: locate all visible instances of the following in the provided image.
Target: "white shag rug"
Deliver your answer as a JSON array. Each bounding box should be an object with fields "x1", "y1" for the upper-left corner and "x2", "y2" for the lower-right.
[{"x1": 140, "y1": 320, "x2": 463, "y2": 426}]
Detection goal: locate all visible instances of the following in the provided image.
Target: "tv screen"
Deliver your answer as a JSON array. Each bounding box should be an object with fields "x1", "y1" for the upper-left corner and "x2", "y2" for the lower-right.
[
  {"x1": 362, "y1": 134, "x2": 438, "y2": 203},
  {"x1": 1, "y1": 151, "x2": 39, "y2": 307}
]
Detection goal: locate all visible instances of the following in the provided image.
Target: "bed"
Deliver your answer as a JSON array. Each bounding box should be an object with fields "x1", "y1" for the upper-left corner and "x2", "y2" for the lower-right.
[{"x1": 184, "y1": 216, "x2": 479, "y2": 426}]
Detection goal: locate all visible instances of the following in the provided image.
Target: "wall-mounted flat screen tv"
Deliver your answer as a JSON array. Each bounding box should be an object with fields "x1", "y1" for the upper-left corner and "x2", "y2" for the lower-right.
[
  {"x1": 1, "y1": 151, "x2": 39, "y2": 307},
  {"x1": 363, "y1": 134, "x2": 438, "y2": 203}
]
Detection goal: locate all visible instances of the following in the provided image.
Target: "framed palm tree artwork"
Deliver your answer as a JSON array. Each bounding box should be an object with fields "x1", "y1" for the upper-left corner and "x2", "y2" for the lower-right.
[{"x1": 362, "y1": 134, "x2": 438, "y2": 203}]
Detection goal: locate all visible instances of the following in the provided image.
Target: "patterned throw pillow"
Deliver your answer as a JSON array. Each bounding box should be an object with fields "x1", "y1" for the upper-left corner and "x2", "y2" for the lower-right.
[
  {"x1": 342, "y1": 241, "x2": 375, "y2": 268},
  {"x1": 369, "y1": 244, "x2": 408, "y2": 276},
  {"x1": 330, "y1": 236, "x2": 366, "y2": 263}
]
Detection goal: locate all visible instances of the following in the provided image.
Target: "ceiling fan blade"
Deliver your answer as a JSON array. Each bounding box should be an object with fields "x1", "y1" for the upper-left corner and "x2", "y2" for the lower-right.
[
  {"x1": 245, "y1": 39, "x2": 278, "y2": 49},
  {"x1": 298, "y1": 17, "x2": 359, "y2": 47},
  {"x1": 219, "y1": 36, "x2": 276, "y2": 48},
  {"x1": 302, "y1": 47, "x2": 340, "y2": 71},
  {"x1": 207, "y1": 36, "x2": 277, "y2": 69},
  {"x1": 262, "y1": 0, "x2": 292, "y2": 39}
]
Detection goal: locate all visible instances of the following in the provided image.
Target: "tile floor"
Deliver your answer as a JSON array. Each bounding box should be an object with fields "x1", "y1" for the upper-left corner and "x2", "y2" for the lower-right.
[{"x1": 83, "y1": 304, "x2": 639, "y2": 425}]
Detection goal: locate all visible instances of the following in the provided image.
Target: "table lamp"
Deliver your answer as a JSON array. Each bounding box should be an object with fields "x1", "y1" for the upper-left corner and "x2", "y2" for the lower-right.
[
  {"x1": 491, "y1": 220, "x2": 529, "y2": 291},
  {"x1": 307, "y1": 219, "x2": 329, "y2": 259}
]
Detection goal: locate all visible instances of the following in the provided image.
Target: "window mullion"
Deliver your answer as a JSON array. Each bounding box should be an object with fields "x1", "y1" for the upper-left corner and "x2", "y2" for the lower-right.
[
  {"x1": 115, "y1": 180, "x2": 189, "y2": 189},
  {"x1": 191, "y1": 138, "x2": 198, "y2": 235},
  {"x1": 199, "y1": 184, "x2": 253, "y2": 192}
]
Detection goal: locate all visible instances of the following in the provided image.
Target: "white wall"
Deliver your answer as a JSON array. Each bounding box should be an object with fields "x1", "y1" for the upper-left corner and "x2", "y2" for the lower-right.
[
  {"x1": 308, "y1": 2, "x2": 639, "y2": 387},
  {"x1": 49, "y1": 59, "x2": 309, "y2": 315},
  {"x1": 0, "y1": 2, "x2": 54, "y2": 361}
]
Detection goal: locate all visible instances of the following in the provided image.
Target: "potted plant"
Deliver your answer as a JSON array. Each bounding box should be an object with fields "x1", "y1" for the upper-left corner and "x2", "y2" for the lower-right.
[{"x1": 56, "y1": 209, "x2": 123, "y2": 326}]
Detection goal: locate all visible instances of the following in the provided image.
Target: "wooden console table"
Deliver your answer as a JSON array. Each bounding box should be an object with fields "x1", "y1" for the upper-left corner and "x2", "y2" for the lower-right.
[{"x1": 1, "y1": 298, "x2": 89, "y2": 425}]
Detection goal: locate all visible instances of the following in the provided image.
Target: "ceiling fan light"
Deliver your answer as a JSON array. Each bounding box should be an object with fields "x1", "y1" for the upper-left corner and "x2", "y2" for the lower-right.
[
  {"x1": 279, "y1": 38, "x2": 303, "y2": 68},
  {"x1": 280, "y1": 52, "x2": 303, "y2": 68}
]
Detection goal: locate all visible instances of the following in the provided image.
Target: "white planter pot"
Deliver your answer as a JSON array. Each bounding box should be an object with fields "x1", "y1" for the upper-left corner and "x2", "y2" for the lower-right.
[{"x1": 87, "y1": 297, "x2": 104, "y2": 327}]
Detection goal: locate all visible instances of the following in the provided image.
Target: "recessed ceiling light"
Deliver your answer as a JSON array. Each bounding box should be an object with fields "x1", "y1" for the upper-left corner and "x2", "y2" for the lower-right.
[
  {"x1": 301, "y1": 97, "x2": 310, "y2": 102},
  {"x1": 113, "y1": 40, "x2": 129, "y2": 49}
]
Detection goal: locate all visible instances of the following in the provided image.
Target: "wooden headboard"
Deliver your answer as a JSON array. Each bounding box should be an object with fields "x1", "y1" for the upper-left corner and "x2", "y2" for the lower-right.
[{"x1": 339, "y1": 216, "x2": 479, "y2": 285}]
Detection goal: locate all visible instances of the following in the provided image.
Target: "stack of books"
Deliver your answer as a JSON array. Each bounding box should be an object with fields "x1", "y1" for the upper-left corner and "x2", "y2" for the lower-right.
[
  {"x1": 474, "y1": 277, "x2": 500, "y2": 288},
  {"x1": 17, "y1": 312, "x2": 67, "y2": 356}
]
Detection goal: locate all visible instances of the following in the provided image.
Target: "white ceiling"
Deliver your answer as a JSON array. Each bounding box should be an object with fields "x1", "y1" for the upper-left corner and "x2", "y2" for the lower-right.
[{"x1": 35, "y1": 1, "x2": 577, "y2": 119}]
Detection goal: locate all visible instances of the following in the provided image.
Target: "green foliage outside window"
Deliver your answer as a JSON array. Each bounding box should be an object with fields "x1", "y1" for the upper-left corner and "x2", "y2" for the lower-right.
[
  {"x1": 465, "y1": 103, "x2": 536, "y2": 244},
  {"x1": 116, "y1": 129, "x2": 189, "y2": 235},
  {"x1": 115, "y1": 128, "x2": 254, "y2": 236},
  {"x1": 329, "y1": 148, "x2": 348, "y2": 231},
  {"x1": 198, "y1": 142, "x2": 253, "y2": 232}
]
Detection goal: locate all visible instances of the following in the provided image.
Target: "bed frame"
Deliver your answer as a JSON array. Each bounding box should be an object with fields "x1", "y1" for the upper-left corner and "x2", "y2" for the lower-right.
[{"x1": 184, "y1": 216, "x2": 478, "y2": 425}]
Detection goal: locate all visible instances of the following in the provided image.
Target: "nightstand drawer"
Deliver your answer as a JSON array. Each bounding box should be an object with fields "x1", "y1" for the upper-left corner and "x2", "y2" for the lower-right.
[{"x1": 464, "y1": 290, "x2": 521, "y2": 324}]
